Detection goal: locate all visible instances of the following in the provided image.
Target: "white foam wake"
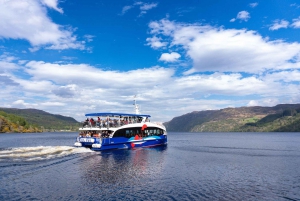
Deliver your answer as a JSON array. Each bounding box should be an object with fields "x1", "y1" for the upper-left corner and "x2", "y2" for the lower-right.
[{"x1": 0, "y1": 146, "x2": 94, "y2": 161}]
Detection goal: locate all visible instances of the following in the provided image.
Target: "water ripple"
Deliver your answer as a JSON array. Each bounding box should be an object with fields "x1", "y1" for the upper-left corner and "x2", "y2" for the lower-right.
[{"x1": 0, "y1": 146, "x2": 93, "y2": 161}]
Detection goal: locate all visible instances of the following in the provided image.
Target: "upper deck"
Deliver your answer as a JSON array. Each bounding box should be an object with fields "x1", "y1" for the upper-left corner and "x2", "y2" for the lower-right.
[{"x1": 80, "y1": 112, "x2": 152, "y2": 130}]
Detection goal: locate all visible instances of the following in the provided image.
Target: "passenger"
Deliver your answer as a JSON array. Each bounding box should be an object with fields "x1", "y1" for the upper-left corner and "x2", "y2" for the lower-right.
[
  {"x1": 83, "y1": 118, "x2": 89, "y2": 127},
  {"x1": 101, "y1": 131, "x2": 106, "y2": 138},
  {"x1": 90, "y1": 118, "x2": 95, "y2": 127},
  {"x1": 97, "y1": 117, "x2": 101, "y2": 127},
  {"x1": 92, "y1": 131, "x2": 96, "y2": 137},
  {"x1": 93, "y1": 132, "x2": 99, "y2": 138}
]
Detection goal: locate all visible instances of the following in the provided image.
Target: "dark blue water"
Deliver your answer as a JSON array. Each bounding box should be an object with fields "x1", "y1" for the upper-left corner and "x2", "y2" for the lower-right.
[{"x1": 1, "y1": 132, "x2": 300, "y2": 201}]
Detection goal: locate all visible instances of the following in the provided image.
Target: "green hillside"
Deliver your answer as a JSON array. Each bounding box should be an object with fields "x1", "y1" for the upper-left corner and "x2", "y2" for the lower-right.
[
  {"x1": 164, "y1": 104, "x2": 300, "y2": 132},
  {"x1": 0, "y1": 111, "x2": 42, "y2": 133},
  {"x1": 0, "y1": 108, "x2": 80, "y2": 131}
]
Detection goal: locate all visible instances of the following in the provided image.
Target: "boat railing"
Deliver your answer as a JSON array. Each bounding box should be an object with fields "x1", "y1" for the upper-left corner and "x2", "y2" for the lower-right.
[{"x1": 81, "y1": 120, "x2": 145, "y2": 129}]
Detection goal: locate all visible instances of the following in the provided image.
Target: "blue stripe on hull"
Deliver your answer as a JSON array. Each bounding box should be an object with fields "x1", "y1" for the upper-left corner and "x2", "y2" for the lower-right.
[{"x1": 90, "y1": 136, "x2": 167, "y2": 151}]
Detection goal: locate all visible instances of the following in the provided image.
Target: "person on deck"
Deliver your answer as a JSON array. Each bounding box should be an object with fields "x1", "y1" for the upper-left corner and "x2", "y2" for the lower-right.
[
  {"x1": 90, "y1": 118, "x2": 95, "y2": 127},
  {"x1": 97, "y1": 117, "x2": 101, "y2": 127},
  {"x1": 83, "y1": 118, "x2": 89, "y2": 127}
]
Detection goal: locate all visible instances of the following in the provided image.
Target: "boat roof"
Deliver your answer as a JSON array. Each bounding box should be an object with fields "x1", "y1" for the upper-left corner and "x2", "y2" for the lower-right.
[{"x1": 85, "y1": 112, "x2": 151, "y2": 118}]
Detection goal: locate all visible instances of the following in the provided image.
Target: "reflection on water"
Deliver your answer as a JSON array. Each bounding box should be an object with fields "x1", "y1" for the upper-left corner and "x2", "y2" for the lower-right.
[{"x1": 80, "y1": 146, "x2": 167, "y2": 185}]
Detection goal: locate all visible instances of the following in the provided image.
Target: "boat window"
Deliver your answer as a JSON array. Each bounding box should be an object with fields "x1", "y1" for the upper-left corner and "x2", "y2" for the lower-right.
[{"x1": 113, "y1": 127, "x2": 164, "y2": 138}]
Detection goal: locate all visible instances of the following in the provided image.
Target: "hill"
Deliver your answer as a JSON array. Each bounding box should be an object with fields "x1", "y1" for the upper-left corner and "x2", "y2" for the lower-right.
[
  {"x1": 0, "y1": 108, "x2": 80, "y2": 131},
  {"x1": 0, "y1": 111, "x2": 42, "y2": 133},
  {"x1": 164, "y1": 104, "x2": 300, "y2": 132}
]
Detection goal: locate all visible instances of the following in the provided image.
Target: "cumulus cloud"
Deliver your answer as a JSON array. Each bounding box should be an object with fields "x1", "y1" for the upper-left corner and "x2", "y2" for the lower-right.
[
  {"x1": 146, "y1": 36, "x2": 168, "y2": 49},
  {"x1": 1, "y1": 55, "x2": 300, "y2": 121},
  {"x1": 230, "y1": 11, "x2": 250, "y2": 22},
  {"x1": 0, "y1": 0, "x2": 85, "y2": 50},
  {"x1": 24, "y1": 61, "x2": 174, "y2": 89},
  {"x1": 236, "y1": 11, "x2": 250, "y2": 21},
  {"x1": 41, "y1": 0, "x2": 63, "y2": 13},
  {"x1": 269, "y1": 19, "x2": 289, "y2": 30},
  {"x1": 12, "y1": 100, "x2": 37, "y2": 108},
  {"x1": 147, "y1": 19, "x2": 300, "y2": 74},
  {"x1": 159, "y1": 52, "x2": 181, "y2": 62},
  {"x1": 247, "y1": 98, "x2": 279, "y2": 107},
  {"x1": 52, "y1": 85, "x2": 77, "y2": 98},
  {"x1": 0, "y1": 75, "x2": 20, "y2": 86},
  {"x1": 0, "y1": 54, "x2": 20, "y2": 72},
  {"x1": 291, "y1": 17, "x2": 300, "y2": 28}
]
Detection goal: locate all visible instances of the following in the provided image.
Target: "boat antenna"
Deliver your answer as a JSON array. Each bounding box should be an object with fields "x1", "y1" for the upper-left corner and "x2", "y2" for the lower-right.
[{"x1": 133, "y1": 95, "x2": 140, "y2": 114}]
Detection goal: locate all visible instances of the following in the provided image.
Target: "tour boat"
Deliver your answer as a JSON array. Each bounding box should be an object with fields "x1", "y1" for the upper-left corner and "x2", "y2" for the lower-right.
[{"x1": 74, "y1": 100, "x2": 167, "y2": 151}]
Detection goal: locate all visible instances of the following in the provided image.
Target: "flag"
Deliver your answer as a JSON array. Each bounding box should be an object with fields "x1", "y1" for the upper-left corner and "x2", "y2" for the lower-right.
[{"x1": 141, "y1": 124, "x2": 147, "y2": 131}]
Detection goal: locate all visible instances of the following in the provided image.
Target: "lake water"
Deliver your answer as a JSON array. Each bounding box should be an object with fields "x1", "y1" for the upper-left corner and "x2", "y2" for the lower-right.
[{"x1": 0, "y1": 132, "x2": 300, "y2": 201}]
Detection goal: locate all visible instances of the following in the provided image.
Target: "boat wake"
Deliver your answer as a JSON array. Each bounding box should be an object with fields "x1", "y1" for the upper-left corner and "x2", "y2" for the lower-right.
[{"x1": 0, "y1": 146, "x2": 93, "y2": 162}]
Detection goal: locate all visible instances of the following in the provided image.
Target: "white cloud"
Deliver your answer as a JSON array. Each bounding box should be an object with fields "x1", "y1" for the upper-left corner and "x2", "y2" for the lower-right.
[
  {"x1": 269, "y1": 19, "x2": 289, "y2": 30},
  {"x1": 230, "y1": 18, "x2": 236, "y2": 22},
  {"x1": 146, "y1": 36, "x2": 168, "y2": 49},
  {"x1": 249, "y1": 2, "x2": 258, "y2": 8},
  {"x1": 17, "y1": 79, "x2": 55, "y2": 93},
  {"x1": 41, "y1": 0, "x2": 63, "y2": 13},
  {"x1": 121, "y1": 2, "x2": 158, "y2": 16},
  {"x1": 291, "y1": 17, "x2": 300, "y2": 28},
  {"x1": 147, "y1": 19, "x2": 300, "y2": 74},
  {"x1": 12, "y1": 100, "x2": 38, "y2": 108},
  {"x1": 121, "y1": 5, "x2": 133, "y2": 15},
  {"x1": 247, "y1": 98, "x2": 279, "y2": 107},
  {"x1": 263, "y1": 70, "x2": 300, "y2": 82},
  {"x1": 40, "y1": 102, "x2": 66, "y2": 106},
  {"x1": 236, "y1": 11, "x2": 250, "y2": 22},
  {"x1": 24, "y1": 61, "x2": 174, "y2": 88},
  {"x1": 0, "y1": 54, "x2": 20, "y2": 72},
  {"x1": 140, "y1": 2, "x2": 157, "y2": 11},
  {"x1": 0, "y1": 0, "x2": 85, "y2": 50},
  {"x1": 159, "y1": 52, "x2": 181, "y2": 62},
  {"x1": 83, "y1": 35, "x2": 95, "y2": 42},
  {"x1": 52, "y1": 85, "x2": 77, "y2": 98},
  {"x1": 0, "y1": 74, "x2": 20, "y2": 86},
  {"x1": 2, "y1": 54, "x2": 300, "y2": 122},
  {"x1": 139, "y1": 3, "x2": 158, "y2": 16},
  {"x1": 290, "y1": 3, "x2": 300, "y2": 8}
]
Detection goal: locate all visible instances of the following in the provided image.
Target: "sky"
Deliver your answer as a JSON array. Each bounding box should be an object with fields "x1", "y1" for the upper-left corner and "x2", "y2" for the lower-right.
[{"x1": 1, "y1": 0, "x2": 300, "y2": 122}]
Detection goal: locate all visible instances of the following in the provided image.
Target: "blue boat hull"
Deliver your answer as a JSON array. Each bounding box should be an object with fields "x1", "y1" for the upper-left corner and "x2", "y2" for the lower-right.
[{"x1": 76, "y1": 135, "x2": 167, "y2": 151}]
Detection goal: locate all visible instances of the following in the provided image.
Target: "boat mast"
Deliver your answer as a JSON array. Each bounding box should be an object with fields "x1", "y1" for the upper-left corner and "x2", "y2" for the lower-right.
[{"x1": 134, "y1": 96, "x2": 140, "y2": 114}]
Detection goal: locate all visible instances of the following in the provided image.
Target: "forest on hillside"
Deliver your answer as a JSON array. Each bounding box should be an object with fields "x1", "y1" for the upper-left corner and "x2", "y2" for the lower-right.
[
  {"x1": 0, "y1": 111, "x2": 42, "y2": 133},
  {"x1": 164, "y1": 104, "x2": 300, "y2": 132},
  {"x1": 0, "y1": 108, "x2": 81, "y2": 132}
]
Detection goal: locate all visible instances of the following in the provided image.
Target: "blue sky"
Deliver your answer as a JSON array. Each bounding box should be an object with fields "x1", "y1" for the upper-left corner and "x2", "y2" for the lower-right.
[{"x1": 1, "y1": 0, "x2": 300, "y2": 122}]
